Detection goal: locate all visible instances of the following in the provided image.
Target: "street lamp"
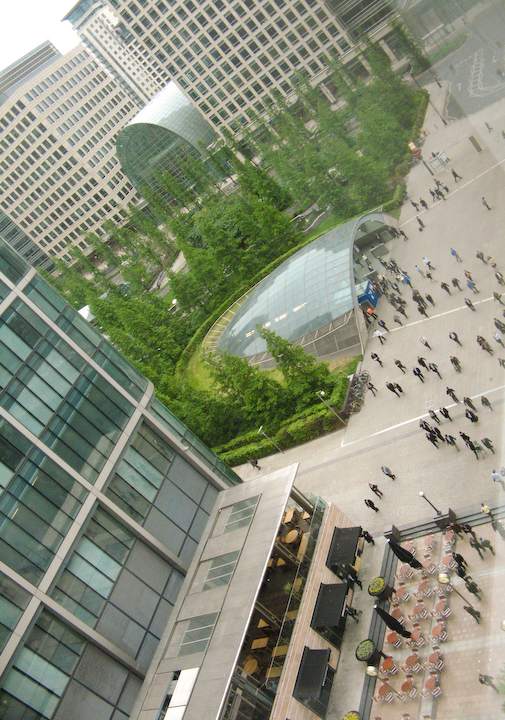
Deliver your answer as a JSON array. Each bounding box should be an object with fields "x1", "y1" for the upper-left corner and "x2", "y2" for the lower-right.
[
  {"x1": 438, "y1": 571, "x2": 474, "y2": 609},
  {"x1": 419, "y1": 491, "x2": 442, "y2": 516},
  {"x1": 258, "y1": 425, "x2": 283, "y2": 454},
  {"x1": 315, "y1": 390, "x2": 347, "y2": 426},
  {"x1": 409, "y1": 68, "x2": 447, "y2": 127}
]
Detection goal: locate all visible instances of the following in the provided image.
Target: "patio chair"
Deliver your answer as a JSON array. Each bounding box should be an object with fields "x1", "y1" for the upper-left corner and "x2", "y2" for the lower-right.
[
  {"x1": 408, "y1": 687, "x2": 418, "y2": 699},
  {"x1": 432, "y1": 686, "x2": 443, "y2": 698}
]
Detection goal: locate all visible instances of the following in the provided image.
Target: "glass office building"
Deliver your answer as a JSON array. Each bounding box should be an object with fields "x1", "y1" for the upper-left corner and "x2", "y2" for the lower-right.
[
  {"x1": 0, "y1": 238, "x2": 240, "y2": 719},
  {"x1": 215, "y1": 212, "x2": 395, "y2": 362},
  {"x1": 116, "y1": 82, "x2": 218, "y2": 200}
]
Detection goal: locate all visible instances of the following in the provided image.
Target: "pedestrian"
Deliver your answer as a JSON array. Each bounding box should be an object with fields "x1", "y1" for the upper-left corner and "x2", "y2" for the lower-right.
[
  {"x1": 470, "y1": 536, "x2": 484, "y2": 559},
  {"x1": 397, "y1": 305, "x2": 408, "y2": 318},
  {"x1": 464, "y1": 396, "x2": 477, "y2": 411},
  {"x1": 414, "y1": 264, "x2": 424, "y2": 276},
  {"x1": 417, "y1": 216, "x2": 425, "y2": 230},
  {"x1": 420, "y1": 419, "x2": 431, "y2": 432},
  {"x1": 433, "y1": 426, "x2": 444, "y2": 442},
  {"x1": 435, "y1": 188, "x2": 446, "y2": 201},
  {"x1": 467, "y1": 279, "x2": 479, "y2": 294},
  {"x1": 364, "y1": 498, "x2": 379, "y2": 512},
  {"x1": 402, "y1": 274, "x2": 412, "y2": 288},
  {"x1": 413, "y1": 367, "x2": 425, "y2": 382},
  {"x1": 428, "y1": 362, "x2": 442, "y2": 378},
  {"x1": 411, "y1": 200, "x2": 420, "y2": 211},
  {"x1": 425, "y1": 271, "x2": 436, "y2": 283},
  {"x1": 419, "y1": 198, "x2": 428, "y2": 210},
  {"x1": 371, "y1": 352, "x2": 383, "y2": 367},
  {"x1": 491, "y1": 468, "x2": 504, "y2": 486},
  {"x1": 465, "y1": 578, "x2": 482, "y2": 599},
  {"x1": 465, "y1": 409, "x2": 479, "y2": 423},
  {"x1": 485, "y1": 121, "x2": 492, "y2": 132},
  {"x1": 418, "y1": 304, "x2": 429, "y2": 318},
  {"x1": 479, "y1": 673, "x2": 499, "y2": 692},
  {"x1": 361, "y1": 529, "x2": 375, "y2": 545},
  {"x1": 399, "y1": 229, "x2": 408, "y2": 240},
  {"x1": 381, "y1": 466, "x2": 395, "y2": 480},
  {"x1": 429, "y1": 409, "x2": 440, "y2": 425},
  {"x1": 447, "y1": 387, "x2": 460, "y2": 402},
  {"x1": 464, "y1": 606, "x2": 481, "y2": 623},
  {"x1": 366, "y1": 381, "x2": 377, "y2": 397},
  {"x1": 420, "y1": 336, "x2": 431, "y2": 350},
  {"x1": 374, "y1": 330, "x2": 386, "y2": 344},
  {"x1": 445, "y1": 434, "x2": 459, "y2": 450},
  {"x1": 345, "y1": 564, "x2": 363, "y2": 589},
  {"x1": 455, "y1": 563, "x2": 467, "y2": 579},
  {"x1": 482, "y1": 196, "x2": 491, "y2": 210},
  {"x1": 493, "y1": 331, "x2": 504, "y2": 347},
  {"x1": 481, "y1": 503, "x2": 494, "y2": 520},
  {"x1": 494, "y1": 292, "x2": 505, "y2": 305},
  {"x1": 378, "y1": 320, "x2": 390, "y2": 333},
  {"x1": 450, "y1": 247, "x2": 462, "y2": 262},
  {"x1": 464, "y1": 270, "x2": 473, "y2": 280},
  {"x1": 499, "y1": 358, "x2": 505, "y2": 369},
  {"x1": 423, "y1": 257, "x2": 435, "y2": 271},
  {"x1": 386, "y1": 381, "x2": 400, "y2": 397},
  {"x1": 369, "y1": 483, "x2": 383, "y2": 498},
  {"x1": 393, "y1": 315, "x2": 403, "y2": 326},
  {"x1": 465, "y1": 298, "x2": 476, "y2": 311},
  {"x1": 438, "y1": 282, "x2": 450, "y2": 297},
  {"x1": 462, "y1": 522, "x2": 477, "y2": 540},
  {"x1": 366, "y1": 307, "x2": 378, "y2": 320},
  {"x1": 496, "y1": 318, "x2": 505, "y2": 333},
  {"x1": 481, "y1": 395, "x2": 493, "y2": 411},
  {"x1": 394, "y1": 382, "x2": 403, "y2": 394},
  {"x1": 450, "y1": 356, "x2": 462, "y2": 373},
  {"x1": 460, "y1": 431, "x2": 471, "y2": 443},
  {"x1": 345, "y1": 606, "x2": 361, "y2": 623},
  {"x1": 417, "y1": 356, "x2": 428, "y2": 370},
  {"x1": 395, "y1": 359, "x2": 406, "y2": 373},
  {"x1": 426, "y1": 432, "x2": 439, "y2": 448},
  {"x1": 476, "y1": 251, "x2": 487, "y2": 264},
  {"x1": 452, "y1": 168, "x2": 462, "y2": 181},
  {"x1": 452, "y1": 277, "x2": 462, "y2": 290},
  {"x1": 449, "y1": 331, "x2": 462, "y2": 346},
  {"x1": 495, "y1": 270, "x2": 505, "y2": 286},
  {"x1": 479, "y1": 537, "x2": 495, "y2": 555},
  {"x1": 425, "y1": 293, "x2": 435, "y2": 306},
  {"x1": 429, "y1": 188, "x2": 436, "y2": 201},
  {"x1": 453, "y1": 552, "x2": 467, "y2": 569},
  {"x1": 439, "y1": 406, "x2": 451, "y2": 421},
  {"x1": 248, "y1": 458, "x2": 261, "y2": 470},
  {"x1": 474, "y1": 441, "x2": 487, "y2": 460}
]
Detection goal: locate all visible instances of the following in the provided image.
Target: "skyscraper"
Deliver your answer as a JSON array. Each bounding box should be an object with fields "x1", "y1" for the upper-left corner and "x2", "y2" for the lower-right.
[
  {"x1": 0, "y1": 238, "x2": 240, "y2": 719},
  {"x1": 0, "y1": 43, "x2": 142, "y2": 264}
]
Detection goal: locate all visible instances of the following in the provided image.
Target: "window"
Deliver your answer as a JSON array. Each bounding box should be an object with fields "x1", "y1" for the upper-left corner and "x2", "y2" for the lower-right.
[
  {"x1": 178, "y1": 613, "x2": 218, "y2": 656},
  {"x1": 203, "y1": 551, "x2": 239, "y2": 591},
  {"x1": 224, "y1": 496, "x2": 259, "y2": 533}
]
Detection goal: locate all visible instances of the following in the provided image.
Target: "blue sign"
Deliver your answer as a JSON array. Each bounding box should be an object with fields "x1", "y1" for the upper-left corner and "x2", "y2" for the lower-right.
[{"x1": 358, "y1": 281, "x2": 378, "y2": 307}]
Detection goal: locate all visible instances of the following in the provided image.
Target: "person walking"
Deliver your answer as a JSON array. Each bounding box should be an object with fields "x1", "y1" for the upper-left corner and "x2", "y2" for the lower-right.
[
  {"x1": 450, "y1": 247, "x2": 462, "y2": 262},
  {"x1": 496, "y1": 270, "x2": 505, "y2": 286},
  {"x1": 366, "y1": 307, "x2": 378, "y2": 320},
  {"x1": 433, "y1": 426, "x2": 445, "y2": 442},
  {"x1": 381, "y1": 466, "x2": 395, "y2": 480},
  {"x1": 452, "y1": 168, "x2": 462, "y2": 181},
  {"x1": 425, "y1": 293, "x2": 435, "y2": 306},
  {"x1": 460, "y1": 431, "x2": 471, "y2": 443},
  {"x1": 399, "y1": 229, "x2": 408, "y2": 240},
  {"x1": 374, "y1": 330, "x2": 386, "y2": 344},
  {"x1": 394, "y1": 382, "x2": 403, "y2": 394},
  {"x1": 365, "y1": 381, "x2": 377, "y2": 397},
  {"x1": 464, "y1": 396, "x2": 477, "y2": 411},
  {"x1": 481, "y1": 503, "x2": 494, "y2": 520},
  {"x1": 465, "y1": 578, "x2": 482, "y2": 599},
  {"x1": 494, "y1": 292, "x2": 505, "y2": 305},
  {"x1": 499, "y1": 357, "x2": 505, "y2": 369},
  {"x1": 393, "y1": 314, "x2": 403, "y2": 326},
  {"x1": 386, "y1": 381, "x2": 401, "y2": 397},
  {"x1": 429, "y1": 409, "x2": 440, "y2": 425},
  {"x1": 413, "y1": 366, "x2": 425, "y2": 382},
  {"x1": 365, "y1": 498, "x2": 379, "y2": 512},
  {"x1": 371, "y1": 352, "x2": 383, "y2": 367},
  {"x1": 248, "y1": 459, "x2": 261, "y2": 470},
  {"x1": 470, "y1": 536, "x2": 484, "y2": 559},
  {"x1": 482, "y1": 196, "x2": 491, "y2": 210},
  {"x1": 411, "y1": 199, "x2": 420, "y2": 211},
  {"x1": 465, "y1": 409, "x2": 479, "y2": 424},
  {"x1": 453, "y1": 552, "x2": 467, "y2": 569},
  {"x1": 440, "y1": 281, "x2": 451, "y2": 295},
  {"x1": 420, "y1": 336, "x2": 431, "y2": 350},
  {"x1": 395, "y1": 359, "x2": 406, "y2": 373},
  {"x1": 449, "y1": 331, "x2": 462, "y2": 345},
  {"x1": 467, "y1": 279, "x2": 479, "y2": 294},
  {"x1": 445, "y1": 434, "x2": 459, "y2": 450},
  {"x1": 491, "y1": 468, "x2": 504, "y2": 486},
  {"x1": 481, "y1": 395, "x2": 493, "y2": 411},
  {"x1": 439, "y1": 407, "x2": 451, "y2": 421},
  {"x1": 361, "y1": 529, "x2": 375, "y2": 545},
  {"x1": 417, "y1": 356, "x2": 428, "y2": 370},
  {"x1": 423, "y1": 257, "x2": 435, "y2": 271},
  {"x1": 377, "y1": 319, "x2": 389, "y2": 332},
  {"x1": 465, "y1": 298, "x2": 476, "y2": 311},
  {"x1": 493, "y1": 331, "x2": 504, "y2": 347},
  {"x1": 476, "y1": 251, "x2": 487, "y2": 264},
  {"x1": 450, "y1": 356, "x2": 462, "y2": 373},
  {"x1": 429, "y1": 188, "x2": 437, "y2": 201},
  {"x1": 495, "y1": 317, "x2": 505, "y2": 331},
  {"x1": 417, "y1": 217, "x2": 425, "y2": 230},
  {"x1": 419, "y1": 198, "x2": 428, "y2": 210},
  {"x1": 452, "y1": 277, "x2": 462, "y2": 291},
  {"x1": 345, "y1": 606, "x2": 361, "y2": 623},
  {"x1": 464, "y1": 606, "x2": 481, "y2": 623},
  {"x1": 397, "y1": 304, "x2": 408, "y2": 318},
  {"x1": 426, "y1": 432, "x2": 439, "y2": 448},
  {"x1": 435, "y1": 187, "x2": 446, "y2": 201},
  {"x1": 479, "y1": 674, "x2": 499, "y2": 693},
  {"x1": 485, "y1": 121, "x2": 493, "y2": 132},
  {"x1": 429, "y1": 362, "x2": 442, "y2": 378},
  {"x1": 369, "y1": 483, "x2": 383, "y2": 498},
  {"x1": 479, "y1": 537, "x2": 495, "y2": 555},
  {"x1": 418, "y1": 304, "x2": 429, "y2": 318},
  {"x1": 447, "y1": 387, "x2": 460, "y2": 402}
]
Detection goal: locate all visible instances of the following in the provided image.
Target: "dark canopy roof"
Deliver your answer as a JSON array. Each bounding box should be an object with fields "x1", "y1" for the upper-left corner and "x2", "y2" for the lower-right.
[
  {"x1": 326, "y1": 526, "x2": 362, "y2": 572},
  {"x1": 293, "y1": 647, "x2": 331, "y2": 700},
  {"x1": 311, "y1": 583, "x2": 347, "y2": 630}
]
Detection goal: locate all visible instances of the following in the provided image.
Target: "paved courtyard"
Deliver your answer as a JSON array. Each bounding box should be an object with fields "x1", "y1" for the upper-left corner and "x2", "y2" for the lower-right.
[{"x1": 234, "y1": 78, "x2": 505, "y2": 719}]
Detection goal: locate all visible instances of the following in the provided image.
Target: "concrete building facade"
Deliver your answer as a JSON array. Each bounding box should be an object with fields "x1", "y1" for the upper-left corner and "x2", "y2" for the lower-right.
[
  {"x1": 0, "y1": 238, "x2": 240, "y2": 719},
  {"x1": 0, "y1": 42, "x2": 142, "y2": 264}
]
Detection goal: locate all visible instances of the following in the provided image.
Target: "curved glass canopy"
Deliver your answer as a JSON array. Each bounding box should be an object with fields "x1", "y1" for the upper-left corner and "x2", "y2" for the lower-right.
[{"x1": 217, "y1": 212, "x2": 386, "y2": 357}]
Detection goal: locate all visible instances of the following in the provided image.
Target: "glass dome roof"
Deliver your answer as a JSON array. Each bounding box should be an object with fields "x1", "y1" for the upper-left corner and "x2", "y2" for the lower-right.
[{"x1": 217, "y1": 212, "x2": 385, "y2": 357}]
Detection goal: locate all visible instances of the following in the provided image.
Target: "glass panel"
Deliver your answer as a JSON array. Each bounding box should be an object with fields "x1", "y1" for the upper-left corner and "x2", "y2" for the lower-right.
[
  {"x1": 0, "y1": 277, "x2": 10, "y2": 303},
  {"x1": 56, "y1": 306, "x2": 101, "y2": 355},
  {"x1": 23, "y1": 276, "x2": 66, "y2": 321},
  {"x1": 177, "y1": 612, "x2": 218, "y2": 656},
  {"x1": 94, "y1": 341, "x2": 148, "y2": 400},
  {"x1": 0, "y1": 241, "x2": 28, "y2": 284}
]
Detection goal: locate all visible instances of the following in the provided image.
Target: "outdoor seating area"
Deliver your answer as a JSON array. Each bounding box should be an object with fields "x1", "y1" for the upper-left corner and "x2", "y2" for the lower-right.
[{"x1": 370, "y1": 529, "x2": 461, "y2": 716}]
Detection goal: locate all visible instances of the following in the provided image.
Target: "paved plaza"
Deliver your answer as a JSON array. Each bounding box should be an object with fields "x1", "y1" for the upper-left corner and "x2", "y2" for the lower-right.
[{"x1": 234, "y1": 79, "x2": 505, "y2": 719}]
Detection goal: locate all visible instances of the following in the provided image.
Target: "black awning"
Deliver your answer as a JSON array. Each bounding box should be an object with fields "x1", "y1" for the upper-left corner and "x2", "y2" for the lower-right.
[
  {"x1": 326, "y1": 526, "x2": 362, "y2": 572},
  {"x1": 311, "y1": 583, "x2": 347, "y2": 630},
  {"x1": 293, "y1": 647, "x2": 331, "y2": 700}
]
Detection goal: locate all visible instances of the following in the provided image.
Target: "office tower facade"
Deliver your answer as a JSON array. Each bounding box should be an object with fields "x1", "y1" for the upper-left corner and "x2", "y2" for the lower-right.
[
  {"x1": 0, "y1": 239, "x2": 240, "y2": 719},
  {"x1": 102, "y1": 0, "x2": 398, "y2": 135},
  {"x1": 0, "y1": 43, "x2": 142, "y2": 265},
  {"x1": 63, "y1": 0, "x2": 167, "y2": 106}
]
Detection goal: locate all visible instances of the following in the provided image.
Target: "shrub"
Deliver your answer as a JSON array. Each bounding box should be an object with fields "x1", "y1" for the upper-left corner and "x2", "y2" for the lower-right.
[
  {"x1": 285, "y1": 416, "x2": 322, "y2": 444},
  {"x1": 219, "y1": 439, "x2": 273, "y2": 466},
  {"x1": 321, "y1": 410, "x2": 341, "y2": 433}
]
